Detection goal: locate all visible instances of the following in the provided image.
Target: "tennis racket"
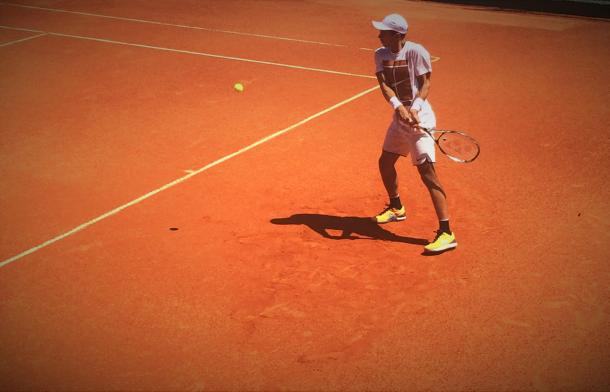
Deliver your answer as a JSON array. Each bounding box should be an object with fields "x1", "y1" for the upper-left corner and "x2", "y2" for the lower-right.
[{"x1": 417, "y1": 126, "x2": 480, "y2": 163}]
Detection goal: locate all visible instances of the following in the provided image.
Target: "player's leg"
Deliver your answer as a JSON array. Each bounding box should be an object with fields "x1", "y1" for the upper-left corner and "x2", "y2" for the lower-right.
[
  {"x1": 417, "y1": 162, "x2": 448, "y2": 220},
  {"x1": 374, "y1": 150, "x2": 406, "y2": 223},
  {"x1": 373, "y1": 114, "x2": 413, "y2": 224},
  {"x1": 417, "y1": 162, "x2": 457, "y2": 252},
  {"x1": 379, "y1": 150, "x2": 400, "y2": 202}
]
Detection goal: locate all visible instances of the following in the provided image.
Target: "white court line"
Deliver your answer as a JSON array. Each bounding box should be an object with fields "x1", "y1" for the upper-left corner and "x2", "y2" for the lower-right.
[
  {"x1": 0, "y1": 26, "x2": 40, "y2": 33},
  {"x1": 0, "y1": 2, "x2": 354, "y2": 49},
  {"x1": 0, "y1": 3, "x2": 445, "y2": 57},
  {"x1": 0, "y1": 85, "x2": 379, "y2": 269},
  {"x1": 0, "y1": 32, "x2": 46, "y2": 47},
  {"x1": 0, "y1": 4, "x2": 445, "y2": 57},
  {"x1": 0, "y1": 25, "x2": 375, "y2": 79}
]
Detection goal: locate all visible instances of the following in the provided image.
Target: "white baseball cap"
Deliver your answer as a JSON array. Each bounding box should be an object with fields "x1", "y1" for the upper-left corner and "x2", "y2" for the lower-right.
[{"x1": 372, "y1": 13, "x2": 408, "y2": 34}]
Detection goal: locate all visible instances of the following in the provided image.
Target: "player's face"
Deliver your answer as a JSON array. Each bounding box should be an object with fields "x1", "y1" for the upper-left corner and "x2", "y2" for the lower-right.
[{"x1": 378, "y1": 30, "x2": 402, "y2": 50}]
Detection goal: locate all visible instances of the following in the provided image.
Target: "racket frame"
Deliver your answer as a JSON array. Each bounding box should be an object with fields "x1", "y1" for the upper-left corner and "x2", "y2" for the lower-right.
[{"x1": 418, "y1": 126, "x2": 480, "y2": 163}]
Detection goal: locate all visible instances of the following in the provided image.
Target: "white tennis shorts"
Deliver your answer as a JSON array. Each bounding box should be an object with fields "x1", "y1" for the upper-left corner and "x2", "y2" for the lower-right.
[{"x1": 382, "y1": 102, "x2": 437, "y2": 165}]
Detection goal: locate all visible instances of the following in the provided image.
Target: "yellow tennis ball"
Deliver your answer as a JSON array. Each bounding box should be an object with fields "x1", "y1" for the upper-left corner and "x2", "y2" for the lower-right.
[{"x1": 234, "y1": 82, "x2": 244, "y2": 92}]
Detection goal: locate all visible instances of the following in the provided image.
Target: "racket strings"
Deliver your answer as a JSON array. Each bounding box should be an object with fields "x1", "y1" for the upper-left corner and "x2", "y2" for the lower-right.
[{"x1": 438, "y1": 133, "x2": 479, "y2": 162}]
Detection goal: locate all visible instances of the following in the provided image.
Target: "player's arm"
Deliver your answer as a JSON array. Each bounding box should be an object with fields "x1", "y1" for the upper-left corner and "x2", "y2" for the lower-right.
[
  {"x1": 375, "y1": 71, "x2": 414, "y2": 124},
  {"x1": 415, "y1": 72, "x2": 431, "y2": 101},
  {"x1": 409, "y1": 72, "x2": 431, "y2": 125}
]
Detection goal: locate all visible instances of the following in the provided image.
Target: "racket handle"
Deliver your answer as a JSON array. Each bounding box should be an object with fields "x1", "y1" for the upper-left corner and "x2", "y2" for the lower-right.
[{"x1": 414, "y1": 124, "x2": 433, "y2": 136}]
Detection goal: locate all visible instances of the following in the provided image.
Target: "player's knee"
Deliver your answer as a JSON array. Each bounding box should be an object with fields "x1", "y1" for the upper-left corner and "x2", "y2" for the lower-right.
[
  {"x1": 379, "y1": 152, "x2": 399, "y2": 169},
  {"x1": 378, "y1": 155, "x2": 392, "y2": 170},
  {"x1": 418, "y1": 165, "x2": 440, "y2": 188}
]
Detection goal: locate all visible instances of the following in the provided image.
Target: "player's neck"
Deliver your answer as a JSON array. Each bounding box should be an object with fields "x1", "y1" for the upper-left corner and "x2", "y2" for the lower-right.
[{"x1": 390, "y1": 39, "x2": 406, "y2": 54}]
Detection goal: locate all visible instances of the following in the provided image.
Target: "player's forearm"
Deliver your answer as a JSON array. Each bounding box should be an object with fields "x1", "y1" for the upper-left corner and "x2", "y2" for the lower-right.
[
  {"x1": 410, "y1": 73, "x2": 431, "y2": 113},
  {"x1": 380, "y1": 83, "x2": 398, "y2": 103},
  {"x1": 414, "y1": 73, "x2": 431, "y2": 101},
  {"x1": 416, "y1": 81, "x2": 430, "y2": 101},
  {"x1": 376, "y1": 73, "x2": 402, "y2": 106}
]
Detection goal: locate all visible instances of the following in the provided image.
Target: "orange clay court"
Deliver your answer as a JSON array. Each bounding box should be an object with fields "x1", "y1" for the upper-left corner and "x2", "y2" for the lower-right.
[{"x1": 0, "y1": 0, "x2": 609, "y2": 390}]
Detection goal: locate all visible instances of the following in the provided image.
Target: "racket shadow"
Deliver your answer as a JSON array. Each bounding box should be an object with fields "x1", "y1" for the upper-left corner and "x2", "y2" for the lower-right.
[{"x1": 270, "y1": 214, "x2": 428, "y2": 245}]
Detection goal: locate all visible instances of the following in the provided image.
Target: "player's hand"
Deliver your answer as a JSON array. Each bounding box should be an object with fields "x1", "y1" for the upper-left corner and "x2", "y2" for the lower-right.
[
  {"x1": 396, "y1": 105, "x2": 415, "y2": 125},
  {"x1": 409, "y1": 107, "x2": 421, "y2": 125},
  {"x1": 408, "y1": 107, "x2": 427, "y2": 134}
]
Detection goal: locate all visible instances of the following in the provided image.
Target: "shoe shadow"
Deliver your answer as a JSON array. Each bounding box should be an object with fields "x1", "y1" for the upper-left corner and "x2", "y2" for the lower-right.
[
  {"x1": 421, "y1": 247, "x2": 456, "y2": 256},
  {"x1": 270, "y1": 213, "x2": 428, "y2": 245}
]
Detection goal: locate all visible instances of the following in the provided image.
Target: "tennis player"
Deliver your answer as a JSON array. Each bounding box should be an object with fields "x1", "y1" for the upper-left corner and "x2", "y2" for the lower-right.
[{"x1": 371, "y1": 13, "x2": 457, "y2": 253}]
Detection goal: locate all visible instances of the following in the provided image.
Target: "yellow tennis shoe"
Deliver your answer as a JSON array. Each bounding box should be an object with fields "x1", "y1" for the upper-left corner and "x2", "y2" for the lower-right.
[
  {"x1": 424, "y1": 231, "x2": 457, "y2": 253},
  {"x1": 373, "y1": 205, "x2": 406, "y2": 224}
]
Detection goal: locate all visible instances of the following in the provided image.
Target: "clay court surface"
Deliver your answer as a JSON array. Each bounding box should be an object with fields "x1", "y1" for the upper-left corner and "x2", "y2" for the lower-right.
[{"x1": 1, "y1": 0, "x2": 609, "y2": 390}]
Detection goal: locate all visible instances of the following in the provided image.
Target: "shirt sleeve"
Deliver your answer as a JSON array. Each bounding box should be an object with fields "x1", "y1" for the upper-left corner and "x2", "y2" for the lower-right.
[
  {"x1": 374, "y1": 48, "x2": 385, "y2": 73},
  {"x1": 413, "y1": 44, "x2": 432, "y2": 76}
]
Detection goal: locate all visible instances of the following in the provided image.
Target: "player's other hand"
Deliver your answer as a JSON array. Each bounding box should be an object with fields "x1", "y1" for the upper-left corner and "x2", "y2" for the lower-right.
[
  {"x1": 410, "y1": 108, "x2": 427, "y2": 134},
  {"x1": 408, "y1": 107, "x2": 421, "y2": 125},
  {"x1": 396, "y1": 106, "x2": 424, "y2": 133},
  {"x1": 396, "y1": 105, "x2": 415, "y2": 124}
]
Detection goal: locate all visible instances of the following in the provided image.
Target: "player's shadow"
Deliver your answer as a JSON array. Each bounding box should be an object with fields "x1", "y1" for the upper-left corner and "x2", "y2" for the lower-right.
[{"x1": 270, "y1": 214, "x2": 428, "y2": 245}]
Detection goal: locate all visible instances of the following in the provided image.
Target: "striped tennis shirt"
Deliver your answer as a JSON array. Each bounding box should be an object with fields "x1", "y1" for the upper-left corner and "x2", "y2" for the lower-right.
[{"x1": 374, "y1": 41, "x2": 433, "y2": 106}]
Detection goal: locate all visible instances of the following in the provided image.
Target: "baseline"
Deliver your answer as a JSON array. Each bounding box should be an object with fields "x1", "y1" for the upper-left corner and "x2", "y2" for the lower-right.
[
  {"x1": 0, "y1": 1, "x2": 447, "y2": 56},
  {"x1": 0, "y1": 2, "x2": 353, "y2": 49}
]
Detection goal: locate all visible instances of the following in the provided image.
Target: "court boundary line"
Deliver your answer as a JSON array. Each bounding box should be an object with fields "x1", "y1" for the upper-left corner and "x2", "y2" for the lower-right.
[
  {"x1": 0, "y1": 2, "x2": 362, "y2": 50},
  {"x1": 0, "y1": 32, "x2": 46, "y2": 47},
  {"x1": 0, "y1": 85, "x2": 379, "y2": 269},
  {"x1": 0, "y1": 25, "x2": 375, "y2": 79}
]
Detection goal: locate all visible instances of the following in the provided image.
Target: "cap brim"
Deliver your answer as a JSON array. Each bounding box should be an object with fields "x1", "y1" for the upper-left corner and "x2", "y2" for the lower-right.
[{"x1": 372, "y1": 20, "x2": 392, "y2": 30}]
